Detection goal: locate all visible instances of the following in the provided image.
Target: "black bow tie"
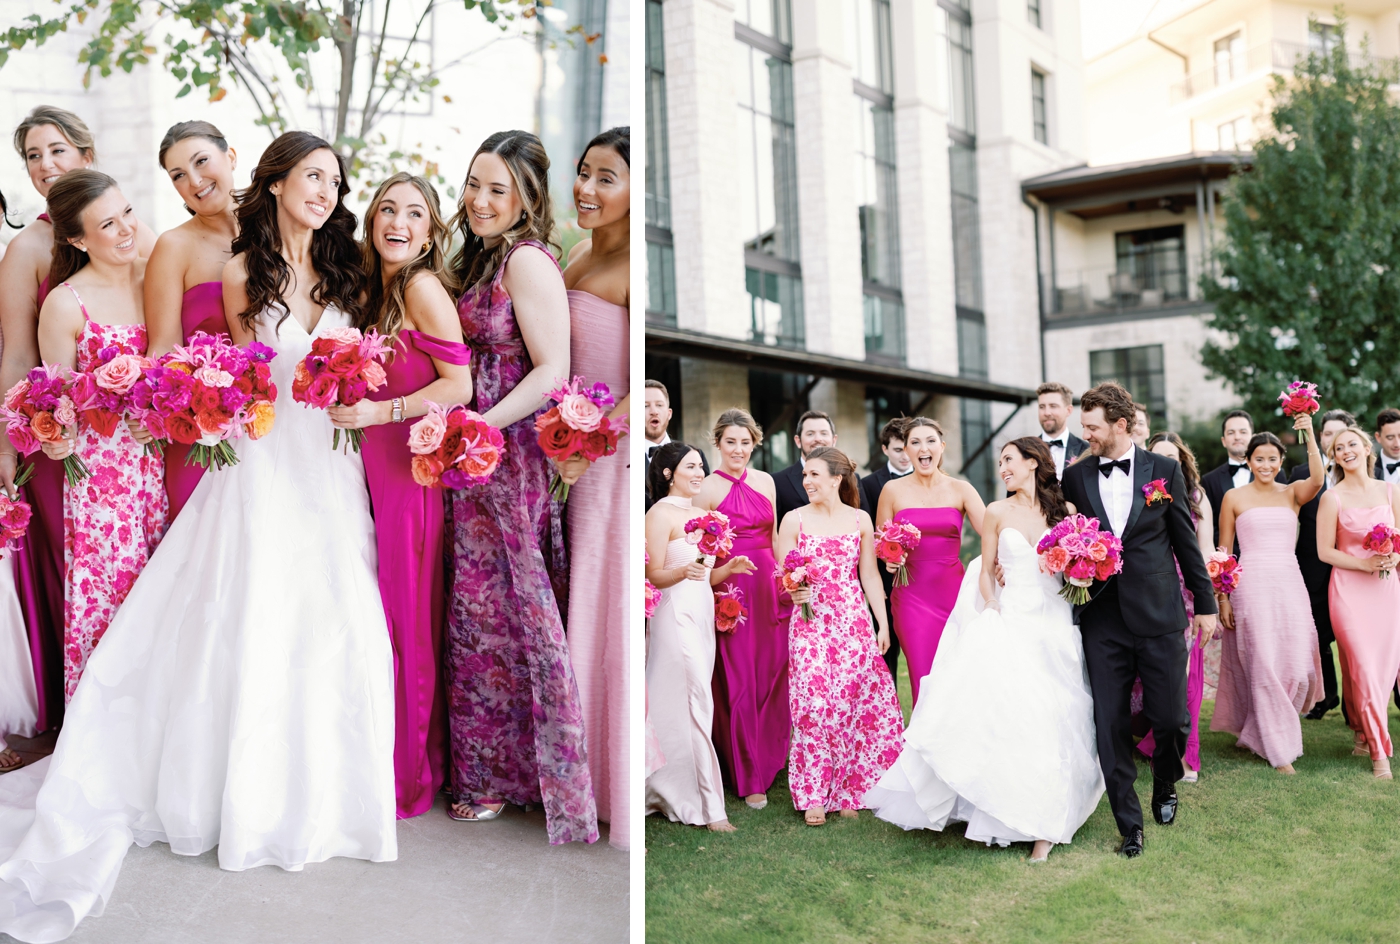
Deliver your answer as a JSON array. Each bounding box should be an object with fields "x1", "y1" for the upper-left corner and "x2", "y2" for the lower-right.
[
  {"x1": 648, "y1": 444, "x2": 661, "y2": 457},
  {"x1": 1229, "y1": 462, "x2": 1248, "y2": 473},
  {"x1": 1099, "y1": 458, "x2": 1130, "y2": 477},
  {"x1": 1387, "y1": 461, "x2": 1400, "y2": 475},
  {"x1": 1045, "y1": 438, "x2": 1065, "y2": 450}
]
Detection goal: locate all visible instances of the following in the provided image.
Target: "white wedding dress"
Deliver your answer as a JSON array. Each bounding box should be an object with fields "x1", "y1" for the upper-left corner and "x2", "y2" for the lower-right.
[
  {"x1": 864, "y1": 528, "x2": 1104, "y2": 846},
  {"x1": 0, "y1": 305, "x2": 397, "y2": 944}
]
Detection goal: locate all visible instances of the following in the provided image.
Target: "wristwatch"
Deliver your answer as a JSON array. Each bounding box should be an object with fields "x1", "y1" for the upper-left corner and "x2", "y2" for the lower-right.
[{"x1": 391, "y1": 397, "x2": 405, "y2": 424}]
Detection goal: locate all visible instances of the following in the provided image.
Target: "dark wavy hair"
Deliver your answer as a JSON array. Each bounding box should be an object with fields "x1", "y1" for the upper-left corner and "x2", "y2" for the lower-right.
[
  {"x1": 577, "y1": 126, "x2": 629, "y2": 173},
  {"x1": 648, "y1": 440, "x2": 699, "y2": 503},
  {"x1": 1002, "y1": 437, "x2": 1069, "y2": 528},
  {"x1": 804, "y1": 446, "x2": 861, "y2": 509},
  {"x1": 46, "y1": 169, "x2": 120, "y2": 287},
  {"x1": 449, "y1": 130, "x2": 558, "y2": 291},
  {"x1": 1147, "y1": 430, "x2": 1203, "y2": 519},
  {"x1": 230, "y1": 131, "x2": 364, "y2": 332}
]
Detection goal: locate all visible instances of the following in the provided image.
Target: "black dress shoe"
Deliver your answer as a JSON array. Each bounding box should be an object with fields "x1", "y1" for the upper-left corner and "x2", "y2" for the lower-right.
[
  {"x1": 1119, "y1": 827, "x2": 1144, "y2": 858},
  {"x1": 1305, "y1": 696, "x2": 1339, "y2": 720},
  {"x1": 1151, "y1": 784, "x2": 1178, "y2": 826}
]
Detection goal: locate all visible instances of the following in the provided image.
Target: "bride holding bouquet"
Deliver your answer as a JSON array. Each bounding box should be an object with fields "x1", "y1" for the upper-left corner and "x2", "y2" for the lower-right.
[{"x1": 0, "y1": 131, "x2": 397, "y2": 944}]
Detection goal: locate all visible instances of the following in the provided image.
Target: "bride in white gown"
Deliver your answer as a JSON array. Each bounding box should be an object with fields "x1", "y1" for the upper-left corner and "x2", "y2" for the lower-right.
[
  {"x1": 0, "y1": 133, "x2": 396, "y2": 944},
  {"x1": 865, "y1": 437, "x2": 1103, "y2": 861}
]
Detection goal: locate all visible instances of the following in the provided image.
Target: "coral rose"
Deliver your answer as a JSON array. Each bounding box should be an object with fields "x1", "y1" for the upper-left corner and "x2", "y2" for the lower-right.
[
  {"x1": 411, "y1": 454, "x2": 444, "y2": 486},
  {"x1": 362, "y1": 359, "x2": 387, "y2": 390},
  {"x1": 556, "y1": 392, "x2": 603, "y2": 432},
  {"x1": 1205, "y1": 559, "x2": 1222, "y2": 578},
  {"x1": 245, "y1": 400, "x2": 276, "y2": 440},
  {"x1": 1088, "y1": 541, "x2": 1108, "y2": 562},
  {"x1": 30, "y1": 411, "x2": 63, "y2": 443},
  {"x1": 408, "y1": 410, "x2": 447, "y2": 454},
  {"x1": 3, "y1": 380, "x2": 30, "y2": 412},
  {"x1": 1043, "y1": 546, "x2": 1070, "y2": 572},
  {"x1": 876, "y1": 540, "x2": 904, "y2": 562},
  {"x1": 459, "y1": 442, "x2": 500, "y2": 479}
]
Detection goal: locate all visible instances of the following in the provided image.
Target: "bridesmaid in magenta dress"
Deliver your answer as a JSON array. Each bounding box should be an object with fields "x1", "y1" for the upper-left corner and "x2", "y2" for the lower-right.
[
  {"x1": 336, "y1": 173, "x2": 473, "y2": 818},
  {"x1": 36, "y1": 172, "x2": 168, "y2": 697},
  {"x1": 554, "y1": 128, "x2": 632, "y2": 848},
  {"x1": 1213, "y1": 422, "x2": 1325, "y2": 773},
  {"x1": 442, "y1": 132, "x2": 596, "y2": 843},
  {"x1": 696, "y1": 408, "x2": 790, "y2": 811},
  {"x1": 0, "y1": 107, "x2": 155, "y2": 729},
  {"x1": 143, "y1": 121, "x2": 239, "y2": 517},
  {"x1": 875, "y1": 417, "x2": 985, "y2": 707},
  {"x1": 776, "y1": 447, "x2": 903, "y2": 826},
  {"x1": 1317, "y1": 426, "x2": 1400, "y2": 778}
]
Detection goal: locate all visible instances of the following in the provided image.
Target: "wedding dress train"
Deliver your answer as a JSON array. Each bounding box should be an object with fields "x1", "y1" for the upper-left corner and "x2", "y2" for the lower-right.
[{"x1": 0, "y1": 304, "x2": 397, "y2": 943}]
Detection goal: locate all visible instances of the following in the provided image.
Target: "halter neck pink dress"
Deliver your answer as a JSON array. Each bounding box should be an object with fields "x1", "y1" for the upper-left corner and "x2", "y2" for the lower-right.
[
  {"x1": 890, "y1": 506, "x2": 965, "y2": 706},
  {"x1": 564, "y1": 288, "x2": 631, "y2": 848},
  {"x1": 711, "y1": 468, "x2": 790, "y2": 798},
  {"x1": 13, "y1": 211, "x2": 66, "y2": 731},
  {"x1": 162, "y1": 281, "x2": 229, "y2": 520},
  {"x1": 1329, "y1": 484, "x2": 1400, "y2": 760},
  {"x1": 361, "y1": 328, "x2": 471, "y2": 819}
]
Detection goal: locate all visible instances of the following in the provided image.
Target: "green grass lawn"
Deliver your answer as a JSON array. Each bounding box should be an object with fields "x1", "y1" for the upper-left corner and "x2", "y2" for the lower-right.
[{"x1": 645, "y1": 652, "x2": 1400, "y2": 943}]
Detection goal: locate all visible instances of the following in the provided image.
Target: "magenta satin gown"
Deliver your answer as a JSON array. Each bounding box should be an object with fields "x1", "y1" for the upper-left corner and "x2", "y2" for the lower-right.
[
  {"x1": 564, "y1": 289, "x2": 631, "y2": 848},
  {"x1": 890, "y1": 506, "x2": 964, "y2": 706},
  {"x1": 362, "y1": 329, "x2": 470, "y2": 819},
  {"x1": 13, "y1": 258, "x2": 66, "y2": 732},
  {"x1": 164, "y1": 281, "x2": 229, "y2": 520},
  {"x1": 710, "y1": 468, "x2": 790, "y2": 798}
]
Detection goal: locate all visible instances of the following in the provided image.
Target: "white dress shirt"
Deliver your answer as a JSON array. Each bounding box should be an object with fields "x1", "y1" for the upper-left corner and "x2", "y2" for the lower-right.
[
  {"x1": 1041, "y1": 430, "x2": 1070, "y2": 479},
  {"x1": 1097, "y1": 443, "x2": 1135, "y2": 535},
  {"x1": 646, "y1": 432, "x2": 672, "y2": 460},
  {"x1": 1229, "y1": 460, "x2": 1251, "y2": 490},
  {"x1": 887, "y1": 462, "x2": 912, "y2": 479},
  {"x1": 1381, "y1": 453, "x2": 1400, "y2": 486}
]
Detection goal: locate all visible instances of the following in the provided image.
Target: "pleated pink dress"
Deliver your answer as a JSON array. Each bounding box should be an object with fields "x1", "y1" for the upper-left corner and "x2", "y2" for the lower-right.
[
  {"x1": 890, "y1": 506, "x2": 964, "y2": 706},
  {"x1": 1211, "y1": 506, "x2": 1323, "y2": 767},
  {"x1": 362, "y1": 329, "x2": 471, "y2": 819},
  {"x1": 711, "y1": 468, "x2": 790, "y2": 798},
  {"x1": 564, "y1": 289, "x2": 630, "y2": 848},
  {"x1": 1329, "y1": 485, "x2": 1400, "y2": 760},
  {"x1": 163, "y1": 281, "x2": 229, "y2": 520}
]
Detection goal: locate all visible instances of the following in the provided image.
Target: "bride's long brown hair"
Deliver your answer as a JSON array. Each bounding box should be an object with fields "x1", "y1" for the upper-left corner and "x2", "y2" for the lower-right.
[{"x1": 1003, "y1": 437, "x2": 1069, "y2": 528}]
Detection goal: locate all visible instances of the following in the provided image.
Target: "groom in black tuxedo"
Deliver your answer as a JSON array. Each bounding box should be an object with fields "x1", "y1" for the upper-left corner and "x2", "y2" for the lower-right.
[{"x1": 1059, "y1": 382, "x2": 1218, "y2": 858}]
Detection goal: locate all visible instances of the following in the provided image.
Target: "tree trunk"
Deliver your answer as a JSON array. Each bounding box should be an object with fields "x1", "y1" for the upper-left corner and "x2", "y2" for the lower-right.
[{"x1": 334, "y1": 0, "x2": 359, "y2": 146}]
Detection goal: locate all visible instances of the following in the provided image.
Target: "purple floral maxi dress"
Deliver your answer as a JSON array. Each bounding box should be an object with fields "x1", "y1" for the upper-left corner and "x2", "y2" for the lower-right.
[
  {"x1": 61, "y1": 283, "x2": 169, "y2": 700},
  {"x1": 444, "y1": 241, "x2": 598, "y2": 844}
]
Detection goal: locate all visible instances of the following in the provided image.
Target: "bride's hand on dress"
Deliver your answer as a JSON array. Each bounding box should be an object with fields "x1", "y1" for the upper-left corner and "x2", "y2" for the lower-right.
[
  {"x1": 983, "y1": 598, "x2": 1001, "y2": 612},
  {"x1": 993, "y1": 558, "x2": 1005, "y2": 586},
  {"x1": 328, "y1": 400, "x2": 391, "y2": 429}
]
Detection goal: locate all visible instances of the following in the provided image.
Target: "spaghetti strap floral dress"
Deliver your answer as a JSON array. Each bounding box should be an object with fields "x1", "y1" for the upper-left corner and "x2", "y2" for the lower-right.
[
  {"x1": 60, "y1": 282, "x2": 168, "y2": 700},
  {"x1": 444, "y1": 240, "x2": 598, "y2": 845}
]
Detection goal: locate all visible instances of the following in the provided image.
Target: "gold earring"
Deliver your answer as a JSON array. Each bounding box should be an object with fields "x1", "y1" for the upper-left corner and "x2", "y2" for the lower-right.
[{"x1": 421, "y1": 240, "x2": 430, "y2": 252}]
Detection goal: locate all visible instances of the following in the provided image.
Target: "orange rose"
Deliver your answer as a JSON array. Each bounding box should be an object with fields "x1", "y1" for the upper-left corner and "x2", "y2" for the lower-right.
[
  {"x1": 30, "y1": 411, "x2": 63, "y2": 444},
  {"x1": 245, "y1": 400, "x2": 276, "y2": 440},
  {"x1": 411, "y1": 454, "x2": 444, "y2": 487}
]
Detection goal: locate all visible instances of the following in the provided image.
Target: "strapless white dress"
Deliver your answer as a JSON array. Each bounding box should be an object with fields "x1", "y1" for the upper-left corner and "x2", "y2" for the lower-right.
[
  {"x1": 0, "y1": 305, "x2": 396, "y2": 943},
  {"x1": 864, "y1": 528, "x2": 1104, "y2": 846}
]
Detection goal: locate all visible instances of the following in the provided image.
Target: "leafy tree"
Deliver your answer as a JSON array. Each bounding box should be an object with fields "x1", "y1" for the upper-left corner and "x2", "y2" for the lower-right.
[{"x1": 1202, "y1": 17, "x2": 1400, "y2": 430}]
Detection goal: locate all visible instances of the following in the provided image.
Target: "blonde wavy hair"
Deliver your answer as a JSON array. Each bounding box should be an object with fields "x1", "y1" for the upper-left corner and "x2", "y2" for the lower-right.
[
  {"x1": 1327, "y1": 424, "x2": 1376, "y2": 483},
  {"x1": 358, "y1": 172, "x2": 458, "y2": 348},
  {"x1": 449, "y1": 130, "x2": 559, "y2": 290}
]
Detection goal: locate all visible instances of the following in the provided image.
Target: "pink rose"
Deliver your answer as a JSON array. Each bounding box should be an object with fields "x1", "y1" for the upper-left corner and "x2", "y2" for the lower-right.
[
  {"x1": 555, "y1": 392, "x2": 603, "y2": 432},
  {"x1": 408, "y1": 409, "x2": 447, "y2": 455},
  {"x1": 93, "y1": 354, "x2": 147, "y2": 394},
  {"x1": 320, "y1": 326, "x2": 364, "y2": 346},
  {"x1": 1205, "y1": 559, "x2": 1222, "y2": 578},
  {"x1": 1044, "y1": 546, "x2": 1070, "y2": 573},
  {"x1": 6, "y1": 421, "x2": 37, "y2": 455},
  {"x1": 1067, "y1": 557, "x2": 1096, "y2": 581},
  {"x1": 193, "y1": 365, "x2": 234, "y2": 389},
  {"x1": 53, "y1": 397, "x2": 77, "y2": 428},
  {"x1": 306, "y1": 374, "x2": 339, "y2": 409},
  {"x1": 4, "y1": 380, "x2": 30, "y2": 412},
  {"x1": 1088, "y1": 541, "x2": 1108, "y2": 562},
  {"x1": 362, "y1": 359, "x2": 387, "y2": 390}
]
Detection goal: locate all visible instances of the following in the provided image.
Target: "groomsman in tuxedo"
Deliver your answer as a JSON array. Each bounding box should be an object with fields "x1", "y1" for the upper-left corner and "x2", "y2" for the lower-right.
[
  {"x1": 860, "y1": 418, "x2": 913, "y2": 679},
  {"x1": 1130, "y1": 404, "x2": 1151, "y2": 448},
  {"x1": 1374, "y1": 408, "x2": 1400, "y2": 485},
  {"x1": 1036, "y1": 382, "x2": 1088, "y2": 480},
  {"x1": 642, "y1": 379, "x2": 706, "y2": 509},
  {"x1": 1295, "y1": 409, "x2": 1356, "y2": 720},
  {"x1": 773, "y1": 410, "x2": 836, "y2": 523},
  {"x1": 1201, "y1": 409, "x2": 1288, "y2": 549}
]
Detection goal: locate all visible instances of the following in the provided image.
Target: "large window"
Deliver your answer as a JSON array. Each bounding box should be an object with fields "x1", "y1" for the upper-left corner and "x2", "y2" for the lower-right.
[
  {"x1": 1309, "y1": 21, "x2": 1339, "y2": 56},
  {"x1": 946, "y1": 14, "x2": 976, "y2": 137},
  {"x1": 1031, "y1": 69, "x2": 1048, "y2": 144},
  {"x1": 1213, "y1": 31, "x2": 1244, "y2": 85},
  {"x1": 1114, "y1": 225, "x2": 1187, "y2": 300},
  {"x1": 737, "y1": 6, "x2": 803, "y2": 348},
  {"x1": 949, "y1": 143, "x2": 983, "y2": 312},
  {"x1": 1027, "y1": 0, "x2": 1041, "y2": 29},
  {"x1": 645, "y1": 0, "x2": 676, "y2": 325},
  {"x1": 1090, "y1": 345, "x2": 1167, "y2": 427}
]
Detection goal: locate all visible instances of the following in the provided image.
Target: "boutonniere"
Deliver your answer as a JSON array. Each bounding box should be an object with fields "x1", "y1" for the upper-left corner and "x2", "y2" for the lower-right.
[{"x1": 1143, "y1": 478, "x2": 1172, "y2": 506}]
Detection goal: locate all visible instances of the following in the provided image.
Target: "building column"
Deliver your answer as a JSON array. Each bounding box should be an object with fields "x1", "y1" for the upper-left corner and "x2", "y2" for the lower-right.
[
  {"x1": 680, "y1": 359, "x2": 750, "y2": 468},
  {"x1": 789, "y1": 0, "x2": 863, "y2": 358},
  {"x1": 664, "y1": 0, "x2": 748, "y2": 340}
]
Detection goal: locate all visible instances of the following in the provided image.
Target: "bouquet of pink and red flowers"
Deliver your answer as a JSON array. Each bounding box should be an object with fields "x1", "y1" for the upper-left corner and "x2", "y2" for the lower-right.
[
  {"x1": 291, "y1": 326, "x2": 390, "y2": 452},
  {"x1": 0, "y1": 493, "x2": 31, "y2": 557},
  {"x1": 1206, "y1": 548, "x2": 1241, "y2": 594},
  {"x1": 1036, "y1": 514, "x2": 1124, "y2": 604},
  {"x1": 684, "y1": 510, "x2": 734, "y2": 565},
  {"x1": 406, "y1": 400, "x2": 505, "y2": 489},
  {"x1": 1279, "y1": 381, "x2": 1320, "y2": 418},
  {"x1": 127, "y1": 332, "x2": 278, "y2": 470},
  {"x1": 714, "y1": 584, "x2": 748, "y2": 634},
  {"x1": 2, "y1": 364, "x2": 88, "y2": 485},
  {"x1": 644, "y1": 549, "x2": 662, "y2": 619},
  {"x1": 534, "y1": 376, "x2": 627, "y2": 502},
  {"x1": 68, "y1": 347, "x2": 155, "y2": 448},
  {"x1": 1363, "y1": 524, "x2": 1400, "y2": 579},
  {"x1": 777, "y1": 548, "x2": 817, "y2": 622},
  {"x1": 874, "y1": 519, "x2": 922, "y2": 587}
]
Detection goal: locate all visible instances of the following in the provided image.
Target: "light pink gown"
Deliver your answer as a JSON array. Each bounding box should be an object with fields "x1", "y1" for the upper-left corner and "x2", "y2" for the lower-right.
[
  {"x1": 564, "y1": 289, "x2": 630, "y2": 849},
  {"x1": 1211, "y1": 506, "x2": 1323, "y2": 766},
  {"x1": 1329, "y1": 485, "x2": 1400, "y2": 760}
]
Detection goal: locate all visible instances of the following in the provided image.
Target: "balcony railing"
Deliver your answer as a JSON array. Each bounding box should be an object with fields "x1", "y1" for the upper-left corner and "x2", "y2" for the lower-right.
[
  {"x1": 1044, "y1": 256, "x2": 1212, "y2": 319},
  {"x1": 1169, "y1": 40, "x2": 1399, "y2": 103}
]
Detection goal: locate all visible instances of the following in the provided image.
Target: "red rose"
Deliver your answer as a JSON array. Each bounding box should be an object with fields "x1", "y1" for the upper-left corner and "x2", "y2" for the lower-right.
[
  {"x1": 538, "y1": 419, "x2": 582, "y2": 459},
  {"x1": 166, "y1": 413, "x2": 201, "y2": 444},
  {"x1": 328, "y1": 348, "x2": 364, "y2": 377},
  {"x1": 716, "y1": 598, "x2": 743, "y2": 620},
  {"x1": 191, "y1": 385, "x2": 221, "y2": 413},
  {"x1": 581, "y1": 428, "x2": 615, "y2": 460},
  {"x1": 876, "y1": 540, "x2": 904, "y2": 563}
]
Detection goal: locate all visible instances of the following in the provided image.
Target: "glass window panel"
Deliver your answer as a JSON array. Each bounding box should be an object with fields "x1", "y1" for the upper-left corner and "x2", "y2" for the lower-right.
[
  {"x1": 855, "y1": 98, "x2": 901, "y2": 289},
  {"x1": 1028, "y1": 0, "x2": 1041, "y2": 29},
  {"x1": 747, "y1": 268, "x2": 805, "y2": 348},
  {"x1": 1309, "y1": 22, "x2": 1338, "y2": 55},
  {"x1": 946, "y1": 15, "x2": 976, "y2": 136},
  {"x1": 1114, "y1": 225, "x2": 1187, "y2": 300},
  {"x1": 738, "y1": 0, "x2": 791, "y2": 44},
  {"x1": 738, "y1": 44, "x2": 800, "y2": 262},
  {"x1": 845, "y1": 0, "x2": 892, "y2": 92},
  {"x1": 864, "y1": 294, "x2": 905, "y2": 362},
  {"x1": 1214, "y1": 31, "x2": 1243, "y2": 85},
  {"x1": 1089, "y1": 344, "x2": 1167, "y2": 425},
  {"x1": 949, "y1": 144, "x2": 983, "y2": 312},
  {"x1": 645, "y1": 0, "x2": 671, "y2": 229},
  {"x1": 1031, "y1": 70, "x2": 1048, "y2": 144},
  {"x1": 646, "y1": 241, "x2": 677, "y2": 325}
]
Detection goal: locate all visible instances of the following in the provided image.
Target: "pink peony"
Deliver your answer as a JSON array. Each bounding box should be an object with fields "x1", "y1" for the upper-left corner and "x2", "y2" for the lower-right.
[
  {"x1": 408, "y1": 408, "x2": 448, "y2": 454},
  {"x1": 93, "y1": 354, "x2": 147, "y2": 394},
  {"x1": 1088, "y1": 541, "x2": 1108, "y2": 562},
  {"x1": 320, "y1": 326, "x2": 364, "y2": 346},
  {"x1": 1044, "y1": 546, "x2": 1070, "y2": 572},
  {"x1": 1067, "y1": 557, "x2": 1096, "y2": 581},
  {"x1": 556, "y1": 392, "x2": 604, "y2": 432}
]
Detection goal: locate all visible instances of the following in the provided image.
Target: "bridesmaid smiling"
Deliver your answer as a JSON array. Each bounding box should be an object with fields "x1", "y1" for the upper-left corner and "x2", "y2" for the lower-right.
[
  {"x1": 875, "y1": 417, "x2": 985, "y2": 706},
  {"x1": 556, "y1": 127, "x2": 632, "y2": 848},
  {"x1": 143, "y1": 121, "x2": 238, "y2": 517}
]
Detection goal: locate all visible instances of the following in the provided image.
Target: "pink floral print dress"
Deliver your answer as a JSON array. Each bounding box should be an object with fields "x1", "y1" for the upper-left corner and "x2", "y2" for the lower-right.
[
  {"x1": 60, "y1": 283, "x2": 168, "y2": 701},
  {"x1": 444, "y1": 241, "x2": 597, "y2": 845},
  {"x1": 787, "y1": 519, "x2": 905, "y2": 812}
]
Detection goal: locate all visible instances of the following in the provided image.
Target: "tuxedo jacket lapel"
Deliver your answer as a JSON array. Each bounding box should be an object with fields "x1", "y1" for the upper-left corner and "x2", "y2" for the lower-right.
[
  {"x1": 1078, "y1": 457, "x2": 1111, "y2": 529},
  {"x1": 1121, "y1": 447, "x2": 1152, "y2": 541}
]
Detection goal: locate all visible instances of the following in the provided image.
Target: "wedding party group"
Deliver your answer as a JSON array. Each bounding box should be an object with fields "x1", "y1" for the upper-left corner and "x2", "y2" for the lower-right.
[
  {"x1": 0, "y1": 103, "x2": 631, "y2": 942},
  {"x1": 641, "y1": 376, "x2": 1400, "y2": 862}
]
